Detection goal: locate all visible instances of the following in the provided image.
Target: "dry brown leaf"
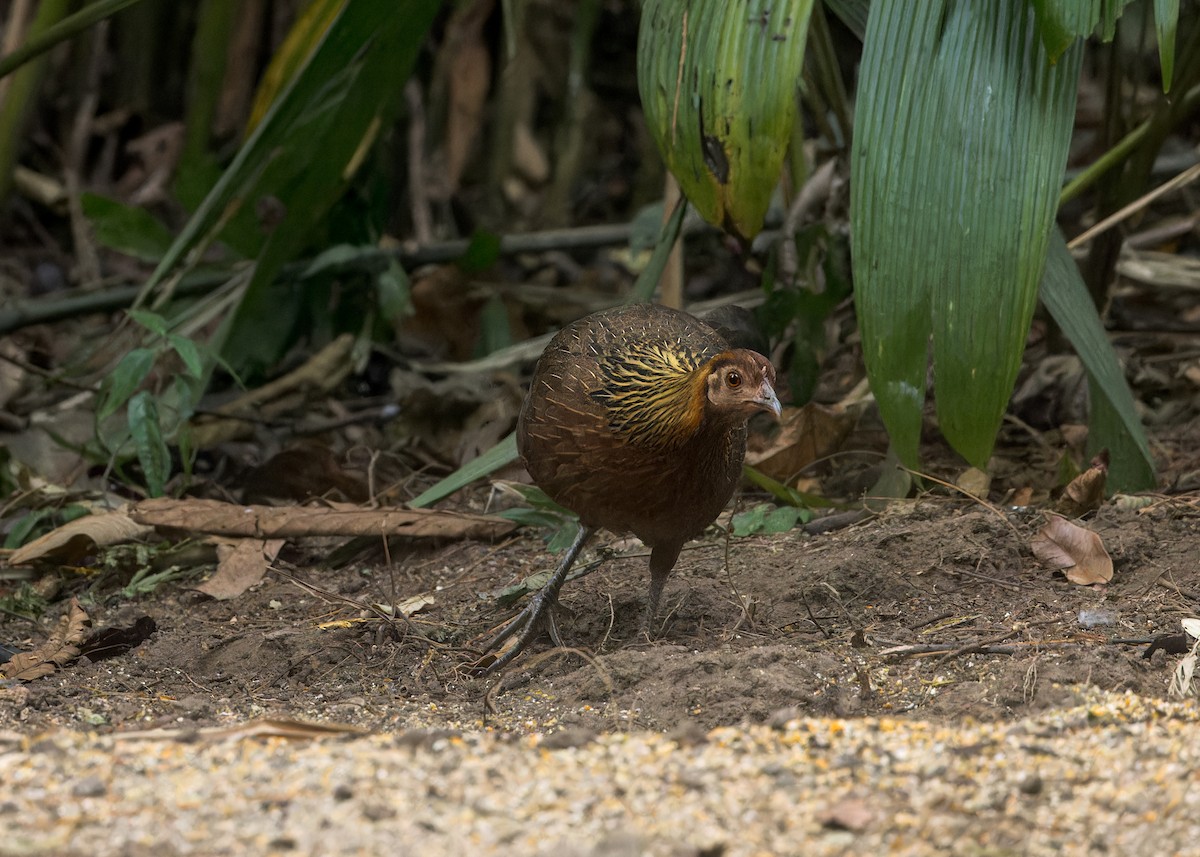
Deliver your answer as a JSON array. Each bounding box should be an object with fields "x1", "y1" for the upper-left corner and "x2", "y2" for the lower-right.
[
  {"x1": 0, "y1": 598, "x2": 90, "y2": 681},
  {"x1": 196, "y1": 538, "x2": 286, "y2": 600},
  {"x1": 1030, "y1": 514, "x2": 1113, "y2": 585},
  {"x1": 1011, "y1": 486, "x2": 1034, "y2": 507},
  {"x1": 1056, "y1": 449, "x2": 1109, "y2": 516},
  {"x1": 8, "y1": 508, "x2": 154, "y2": 566},
  {"x1": 956, "y1": 467, "x2": 992, "y2": 498},
  {"x1": 746, "y1": 402, "x2": 855, "y2": 483},
  {"x1": 130, "y1": 498, "x2": 516, "y2": 540}
]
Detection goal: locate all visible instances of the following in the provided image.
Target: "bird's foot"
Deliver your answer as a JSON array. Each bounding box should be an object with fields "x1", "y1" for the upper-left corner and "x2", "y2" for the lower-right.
[{"x1": 470, "y1": 590, "x2": 567, "y2": 676}]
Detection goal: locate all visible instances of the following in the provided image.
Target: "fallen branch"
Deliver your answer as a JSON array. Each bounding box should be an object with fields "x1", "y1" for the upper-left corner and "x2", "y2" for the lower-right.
[{"x1": 130, "y1": 498, "x2": 517, "y2": 541}]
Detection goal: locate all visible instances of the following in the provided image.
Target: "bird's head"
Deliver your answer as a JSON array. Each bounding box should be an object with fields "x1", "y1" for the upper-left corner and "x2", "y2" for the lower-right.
[{"x1": 705, "y1": 350, "x2": 782, "y2": 422}]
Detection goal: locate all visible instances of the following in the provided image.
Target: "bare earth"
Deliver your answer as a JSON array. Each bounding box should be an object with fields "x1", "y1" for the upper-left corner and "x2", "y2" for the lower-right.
[{"x1": 2, "y1": 490, "x2": 1199, "y2": 855}]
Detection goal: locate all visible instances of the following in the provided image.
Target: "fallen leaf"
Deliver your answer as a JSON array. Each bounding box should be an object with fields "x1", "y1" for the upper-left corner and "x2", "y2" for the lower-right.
[
  {"x1": 196, "y1": 538, "x2": 286, "y2": 600},
  {"x1": 0, "y1": 598, "x2": 90, "y2": 681},
  {"x1": 379, "y1": 593, "x2": 436, "y2": 617},
  {"x1": 1169, "y1": 619, "x2": 1200, "y2": 698},
  {"x1": 9, "y1": 508, "x2": 154, "y2": 565},
  {"x1": 1030, "y1": 514, "x2": 1113, "y2": 585},
  {"x1": 956, "y1": 467, "x2": 992, "y2": 498},
  {"x1": 1057, "y1": 449, "x2": 1108, "y2": 516},
  {"x1": 1010, "y1": 486, "x2": 1034, "y2": 507}
]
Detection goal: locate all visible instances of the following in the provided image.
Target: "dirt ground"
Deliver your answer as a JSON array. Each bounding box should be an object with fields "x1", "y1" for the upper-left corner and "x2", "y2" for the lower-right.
[{"x1": 3, "y1": 477, "x2": 1197, "y2": 737}]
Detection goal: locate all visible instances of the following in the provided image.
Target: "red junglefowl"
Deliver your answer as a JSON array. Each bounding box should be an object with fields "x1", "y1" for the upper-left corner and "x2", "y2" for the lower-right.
[{"x1": 480, "y1": 302, "x2": 781, "y2": 673}]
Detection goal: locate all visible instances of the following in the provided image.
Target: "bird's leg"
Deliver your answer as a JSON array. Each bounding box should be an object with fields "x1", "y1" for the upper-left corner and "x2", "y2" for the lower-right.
[
  {"x1": 477, "y1": 524, "x2": 595, "y2": 674},
  {"x1": 639, "y1": 542, "x2": 682, "y2": 639}
]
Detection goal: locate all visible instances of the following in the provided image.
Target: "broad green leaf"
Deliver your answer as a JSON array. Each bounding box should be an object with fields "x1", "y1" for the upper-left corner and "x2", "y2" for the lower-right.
[
  {"x1": 1040, "y1": 230, "x2": 1154, "y2": 491},
  {"x1": 460, "y1": 230, "x2": 502, "y2": 273},
  {"x1": 127, "y1": 309, "x2": 171, "y2": 338},
  {"x1": 1031, "y1": 0, "x2": 1138, "y2": 54},
  {"x1": 166, "y1": 334, "x2": 205, "y2": 379},
  {"x1": 98, "y1": 348, "x2": 157, "y2": 421},
  {"x1": 1154, "y1": 0, "x2": 1179, "y2": 91},
  {"x1": 851, "y1": 0, "x2": 1081, "y2": 468},
  {"x1": 128, "y1": 391, "x2": 170, "y2": 497},
  {"x1": 638, "y1": 0, "x2": 815, "y2": 239},
  {"x1": 376, "y1": 259, "x2": 411, "y2": 324},
  {"x1": 81, "y1": 194, "x2": 174, "y2": 261}
]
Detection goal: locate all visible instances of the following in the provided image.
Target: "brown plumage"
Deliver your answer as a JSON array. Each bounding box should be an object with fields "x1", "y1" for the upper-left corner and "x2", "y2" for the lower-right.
[{"x1": 480, "y1": 303, "x2": 780, "y2": 672}]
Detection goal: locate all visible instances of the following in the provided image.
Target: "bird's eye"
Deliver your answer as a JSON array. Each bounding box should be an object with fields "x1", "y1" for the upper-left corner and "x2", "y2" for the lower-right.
[{"x1": 727, "y1": 371, "x2": 742, "y2": 388}]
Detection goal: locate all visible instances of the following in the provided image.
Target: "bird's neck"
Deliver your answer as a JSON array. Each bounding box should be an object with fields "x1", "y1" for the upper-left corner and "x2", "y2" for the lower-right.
[{"x1": 592, "y1": 345, "x2": 725, "y2": 448}]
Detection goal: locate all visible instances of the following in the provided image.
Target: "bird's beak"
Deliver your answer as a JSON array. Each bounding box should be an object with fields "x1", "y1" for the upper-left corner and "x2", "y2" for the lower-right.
[{"x1": 754, "y1": 380, "x2": 782, "y2": 420}]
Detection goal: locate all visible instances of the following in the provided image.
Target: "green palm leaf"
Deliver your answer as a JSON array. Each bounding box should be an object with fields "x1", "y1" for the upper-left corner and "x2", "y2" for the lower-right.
[
  {"x1": 638, "y1": 0, "x2": 815, "y2": 240},
  {"x1": 851, "y1": 0, "x2": 1082, "y2": 468}
]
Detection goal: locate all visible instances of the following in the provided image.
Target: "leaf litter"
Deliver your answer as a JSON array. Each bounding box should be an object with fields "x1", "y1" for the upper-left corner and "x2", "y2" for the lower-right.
[{"x1": 1030, "y1": 513, "x2": 1114, "y2": 586}]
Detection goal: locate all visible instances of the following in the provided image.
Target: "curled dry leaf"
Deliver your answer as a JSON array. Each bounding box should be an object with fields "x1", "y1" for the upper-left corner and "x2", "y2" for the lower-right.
[
  {"x1": 1030, "y1": 514, "x2": 1113, "y2": 586},
  {"x1": 1056, "y1": 449, "x2": 1109, "y2": 517},
  {"x1": 8, "y1": 508, "x2": 154, "y2": 565},
  {"x1": 1169, "y1": 620, "x2": 1200, "y2": 698},
  {"x1": 0, "y1": 598, "x2": 90, "y2": 681}
]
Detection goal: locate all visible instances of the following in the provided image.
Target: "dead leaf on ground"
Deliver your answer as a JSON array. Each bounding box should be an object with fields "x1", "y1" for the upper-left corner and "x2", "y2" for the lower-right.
[
  {"x1": 746, "y1": 403, "x2": 856, "y2": 483},
  {"x1": 196, "y1": 538, "x2": 286, "y2": 600},
  {"x1": 0, "y1": 598, "x2": 90, "y2": 681},
  {"x1": 1030, "y1": 514, "x2": 1113, "y2": 585},
  {"x1": 1056, "y1": 449, "x2": 1109, "y2": 517},
  {"x1": 8, "y1": 508, "x2": 154, "y2": 565},
  {"x1": 130, "y1": 498, "x2": 517, "y2": 540},
  {"x1": 956, "y1": 466, "x2": 992, "y2": 498}
]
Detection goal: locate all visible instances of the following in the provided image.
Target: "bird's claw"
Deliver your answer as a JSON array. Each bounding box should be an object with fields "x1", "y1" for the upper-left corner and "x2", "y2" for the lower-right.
[{"x1": 470, "y1": 590, "x2": 564, "y2": 676}]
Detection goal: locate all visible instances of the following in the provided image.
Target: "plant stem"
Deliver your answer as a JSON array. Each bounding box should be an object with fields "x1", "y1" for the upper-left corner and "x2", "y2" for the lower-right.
[{"x1": 0, "y1": 0, "x2": 71, "y2": 203}]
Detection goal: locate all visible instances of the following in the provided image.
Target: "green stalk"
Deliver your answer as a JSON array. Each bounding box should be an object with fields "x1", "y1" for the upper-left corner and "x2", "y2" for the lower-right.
[
  {"x1": 0, "y1": 0, "x2": 71, "y2": 203},
  {"x1": 0, "y1": 0, "x2": 150, "y2": 80},
  {"x1": 1060, "y1": 70, "x2": 1200, "y2": 204},
  {"x1": 182, "y1": 0, "x2": 238, "y2": 166}
]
